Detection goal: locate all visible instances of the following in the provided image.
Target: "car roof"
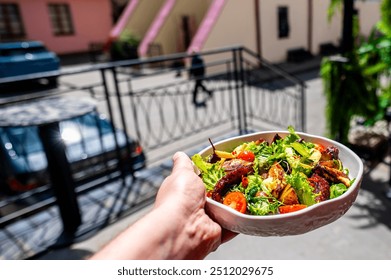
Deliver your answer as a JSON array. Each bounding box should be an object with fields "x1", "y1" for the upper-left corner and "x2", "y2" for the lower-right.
[{"x1": 0, "y1": 41, "x2": 46, "y2": 50}]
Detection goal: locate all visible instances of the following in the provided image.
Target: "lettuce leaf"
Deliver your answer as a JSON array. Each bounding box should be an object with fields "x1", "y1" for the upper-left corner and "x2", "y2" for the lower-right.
[
  {"x1": 330, "y1": 183, "x2": 348, "y2": 199},
  {"x1": 191, "y1": 154, "x2": 225, "y2": 192},
  {"x1": 247, "y1": 196, "x2": 281, "y2": 215},
  {"x1": 286, "y1": 172, "x2": 318, "y2": 206}
]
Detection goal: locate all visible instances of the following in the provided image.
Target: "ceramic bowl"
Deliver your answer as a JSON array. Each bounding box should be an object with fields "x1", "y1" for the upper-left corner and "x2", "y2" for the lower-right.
[{"x1": 197, "y1": 131, "x2": 363, "y2": 236}]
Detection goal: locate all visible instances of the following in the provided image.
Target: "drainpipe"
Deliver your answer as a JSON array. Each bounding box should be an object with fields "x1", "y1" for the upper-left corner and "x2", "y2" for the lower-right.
[
  {"x1": 341, "y1": 0, "x2": 354, "y2": 54},
  {"x1": 254, "y1": 0, "x2": 262, "y2": 59},
  {"x1": 307, "y1": 0, "x2": 313, "y2": 54}
]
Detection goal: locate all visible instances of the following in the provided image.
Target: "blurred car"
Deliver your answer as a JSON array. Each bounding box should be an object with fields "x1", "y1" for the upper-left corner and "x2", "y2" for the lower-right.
[
  {"x1": 0, "y1": 112, "x2": 146, "y2": 193},
  {"x1": 0, "y1": 41, "x2": 60, "y2": 86}
]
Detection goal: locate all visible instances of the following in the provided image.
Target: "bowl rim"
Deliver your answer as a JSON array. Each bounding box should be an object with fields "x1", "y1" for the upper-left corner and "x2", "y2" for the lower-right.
[{"x1": 199, "y1": 130, "x2": 364, "y2": 220}]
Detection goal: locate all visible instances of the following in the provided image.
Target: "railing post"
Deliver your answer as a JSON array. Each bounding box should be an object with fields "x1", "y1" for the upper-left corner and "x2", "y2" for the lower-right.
[
  {"x1": 300, "y1": 82, "x2": 306, "y2": 132},
  {"x1": 232, "y1": 48, "x2": 244, "y2": 134},
  {"x1": 111, "y1": 67, "x2": 136, "y2": 177},
  {"x1": 238, "y1": 47, "x2": 248, "y2": 133},
  {"x1": 100, "y1": 68, "x2": 126, "y2": 178}
]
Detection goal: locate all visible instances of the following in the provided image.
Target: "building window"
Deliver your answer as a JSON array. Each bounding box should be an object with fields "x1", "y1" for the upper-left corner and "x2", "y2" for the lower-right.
[
  {"x1": 278, "y1": 6, "x2": 289, "y2": 39},
  {"x1": 48, "y1": 3, "x2": 74, "y2": 36},
  {"x1": 0, "y1": 3, "x2": 25, "y2": 40}
]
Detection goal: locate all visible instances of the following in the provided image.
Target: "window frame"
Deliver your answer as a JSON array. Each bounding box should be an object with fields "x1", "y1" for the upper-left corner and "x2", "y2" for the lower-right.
[
  {"x1": 277, "y1": 6, "x2": 290, "y2": 39},
  {"x1": 0, "y1": 3, "x2": 26, "y2": 40},
  {"x1": 48, "y1": 3, "x2": 75, "y2": 36}
]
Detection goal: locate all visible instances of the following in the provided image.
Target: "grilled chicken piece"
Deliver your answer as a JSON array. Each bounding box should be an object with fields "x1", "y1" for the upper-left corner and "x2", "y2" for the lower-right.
[
  {"x1": 314, "y1": 164, "x2": 351, "y2": 187},
  {"x1": 279, "y1": 185, "x2": 299, "y2": 205},
  {"x1": 320, "y1": 146, "x2": 340, "y2": 161},
  {"x1": 268, "y1": 162, "x2": 285, "y2": 180},
  {"x1": 222, "y1": 158, "x2": 253, "y2": 173},
  {"x1": 317, "y1": 159, "x2": 342, "y2": 169},
  {"x1": 266, "y1": 163, "x2": 286, "y2": 198},
  {"x1": 266, "y1": 162, "x2": 299, "y2": 204},
  {"x1": 308, "y1": 173, "x2": 330, "y2": 202}
]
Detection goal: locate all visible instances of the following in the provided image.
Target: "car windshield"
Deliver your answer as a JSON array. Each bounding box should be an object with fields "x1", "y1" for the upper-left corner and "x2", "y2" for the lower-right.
[
  {"x1": 0, "y1": 126, "x2": 42, "y2": 156},
  {"x1": 60, "y1": 113, "x2": 113, "y2": 145}
]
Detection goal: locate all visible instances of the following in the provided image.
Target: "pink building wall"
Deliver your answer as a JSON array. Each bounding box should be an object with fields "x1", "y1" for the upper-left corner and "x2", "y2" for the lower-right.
[{"x1": 0, "y1": 0, "x2": 112, "y2": 55}]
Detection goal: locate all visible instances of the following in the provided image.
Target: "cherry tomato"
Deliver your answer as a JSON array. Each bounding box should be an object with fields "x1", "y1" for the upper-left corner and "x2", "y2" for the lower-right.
[
  {"x1": 278, "y1": 204, "x2": 307, "y2": 214},
  {"x1": 223, "y1": 192, "x2": 247, "y2": 213},
  {"x1": 237, "y1": 150, "x2": 255, "y2": 162}
]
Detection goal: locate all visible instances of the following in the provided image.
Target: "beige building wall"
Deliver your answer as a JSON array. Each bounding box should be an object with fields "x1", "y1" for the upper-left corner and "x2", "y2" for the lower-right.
[
  {"x1": 260, "y1": 0, "x2": 308, "y2": 63},
  {"x1": 312, "y1": 0, "x2": 381, "y2": 55},
  {"x1": 154, "y1": 0, "x2": 211, "y2": 55},
  {"x1": 123, "y1": 0, "x2": 165, "y2": 39},
  {"x1": 196, "y1": 0, "x2": 257, "y2": 74},
  {"x1": 202, "y1": 0, "x2": 257, "y2": 53},
  {"x1": 356, "y1": 1, "x2": 381, "y2": 38},
  {"x1": 129, "y1": 0, "x2": 381, "y2": 63},
  {"x1": 200, "y1": 0, "x2": 380, "y2": 64},
  {"x1": 311, "y1": 0, "x2": 342, "y2": 55}
]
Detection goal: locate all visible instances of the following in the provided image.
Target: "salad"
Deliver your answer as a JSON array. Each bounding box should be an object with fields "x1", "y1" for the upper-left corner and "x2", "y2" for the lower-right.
[{"x1": 192, "y1": 127, "x2": 355, "y2": 215}]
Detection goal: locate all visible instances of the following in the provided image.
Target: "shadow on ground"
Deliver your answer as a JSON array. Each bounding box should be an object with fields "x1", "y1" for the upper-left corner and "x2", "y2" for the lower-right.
[
  {"x1": 353, "y1": 160, "x2": 391, "y2": 231},
  {"x1": 29, "y1": 248, "x2": 93, "y2": 260}
]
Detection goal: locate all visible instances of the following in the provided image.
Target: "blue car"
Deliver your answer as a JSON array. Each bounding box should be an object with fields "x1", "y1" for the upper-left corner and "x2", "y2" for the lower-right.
[
  {"x1": 0, "y1": 112, "x2": 146, "y2": 193},
  {"x1": 0, "y1": 41, "x2": 60, "y2": 86}
]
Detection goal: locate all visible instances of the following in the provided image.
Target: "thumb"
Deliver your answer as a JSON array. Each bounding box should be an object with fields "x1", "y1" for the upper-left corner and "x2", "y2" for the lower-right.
[{"x1": 171, "y1": 152, "x2": 194, "y2": 173}]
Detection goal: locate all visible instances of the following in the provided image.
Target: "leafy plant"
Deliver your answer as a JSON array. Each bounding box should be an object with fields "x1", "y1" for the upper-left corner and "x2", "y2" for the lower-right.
[
  {"x1": 357, "y1": 31, "x2": 391, "y2": 124},
  {"x1": 321, "y1": 0, "x2": 391, "y2": 144},
  {"x1": 327, "y1": 0, "x2": 343, "y2": 22},
  {"x1": 119, "y1": 30, "x2": 141, "y2": 47},
  {"x1": 321, "y1": 54, "x2": 379, "y2": 144},
  {"x1": 110, "y1": 31, "x2": 140, "y2": 61},
  {"x1": 377, "y1": 0, "x2": 391, "y2": 37}
]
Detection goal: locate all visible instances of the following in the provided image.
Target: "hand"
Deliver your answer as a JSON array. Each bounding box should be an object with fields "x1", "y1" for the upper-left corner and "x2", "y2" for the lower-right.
[
  {"x1": 154, "y1": 152, "x2": 236, "y2": 259},
  {"x1": 90, "y1": 152, "x2": 236, "y2": 260}
]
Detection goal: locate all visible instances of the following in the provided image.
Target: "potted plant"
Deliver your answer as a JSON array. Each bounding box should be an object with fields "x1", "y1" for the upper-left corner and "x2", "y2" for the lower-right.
[{"x1": 110, "y1": 31, "x2": 141, "y2": 61}]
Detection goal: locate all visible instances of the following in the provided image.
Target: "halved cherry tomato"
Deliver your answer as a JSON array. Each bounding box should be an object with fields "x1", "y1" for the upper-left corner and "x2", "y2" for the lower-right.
[
  {"x1": 278, "y1": 204, "x2": 307, "y2": 214},
  {"x1": 237, "y1": 150, "x2": 255, "y2": 162},
  {"x1": 223, "y1": 192, "x2": 247, "y2": 213}
]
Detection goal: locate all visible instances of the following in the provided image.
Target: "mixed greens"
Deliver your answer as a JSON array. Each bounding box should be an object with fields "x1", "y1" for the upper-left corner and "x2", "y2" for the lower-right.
[{"x1": 192, "y1": 127, "x2": 355, "y2": 215}]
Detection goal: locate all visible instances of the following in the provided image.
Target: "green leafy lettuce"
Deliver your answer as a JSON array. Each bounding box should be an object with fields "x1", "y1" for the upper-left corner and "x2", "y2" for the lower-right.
[
  {"x1": 191, "y1": 154, "x2": 225, "y2": 192},
  {"x1": 286, "y1": 172, "x2": 318, "y2": 206},
  {"x1": 330, "y1": 183, "x2": 348, "y2": 199},
  {"x1": 245, "y1": 173, "x2": 281, "y2": 215}
]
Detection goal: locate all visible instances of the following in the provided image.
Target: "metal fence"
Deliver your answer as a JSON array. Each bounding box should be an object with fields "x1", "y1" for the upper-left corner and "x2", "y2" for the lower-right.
[{"x1": 0, "y1": 46, "x2": 305, "y2": 258}]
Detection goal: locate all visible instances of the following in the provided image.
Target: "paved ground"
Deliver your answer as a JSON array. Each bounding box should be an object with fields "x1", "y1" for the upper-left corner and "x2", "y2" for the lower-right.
[{"x1": 28, "y1": 63, "x2": 391, "y2": 260}]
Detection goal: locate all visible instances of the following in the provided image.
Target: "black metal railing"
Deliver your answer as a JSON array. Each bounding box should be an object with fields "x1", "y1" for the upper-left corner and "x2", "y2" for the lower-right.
[{"x1": 0, "y1": 45, "x2": 305, "y2": 259}]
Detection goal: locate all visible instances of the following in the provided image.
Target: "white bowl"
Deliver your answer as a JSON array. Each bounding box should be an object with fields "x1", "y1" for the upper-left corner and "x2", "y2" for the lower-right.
[{"x1": 198, "y1": 131, "x2": 363, "y2": 236}]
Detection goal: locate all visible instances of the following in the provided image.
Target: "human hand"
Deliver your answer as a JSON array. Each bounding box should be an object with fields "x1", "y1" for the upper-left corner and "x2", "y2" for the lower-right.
[
  {"x1": 90, "y1": 152, "x2": 236, "y2": 260},
  {"x1": 154, "y1": 152, "x2": 236, "y2": 259}
]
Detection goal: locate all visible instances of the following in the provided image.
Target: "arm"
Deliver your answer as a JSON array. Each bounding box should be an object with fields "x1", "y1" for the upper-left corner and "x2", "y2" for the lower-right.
[{"x1": 90, "y1": 152, "x2": 236, "y2": 260}]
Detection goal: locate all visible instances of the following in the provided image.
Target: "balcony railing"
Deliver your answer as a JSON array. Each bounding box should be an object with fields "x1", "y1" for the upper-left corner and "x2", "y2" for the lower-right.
[{"x1": 0, "y1": 45, "x2": 305, "y2": 259}]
